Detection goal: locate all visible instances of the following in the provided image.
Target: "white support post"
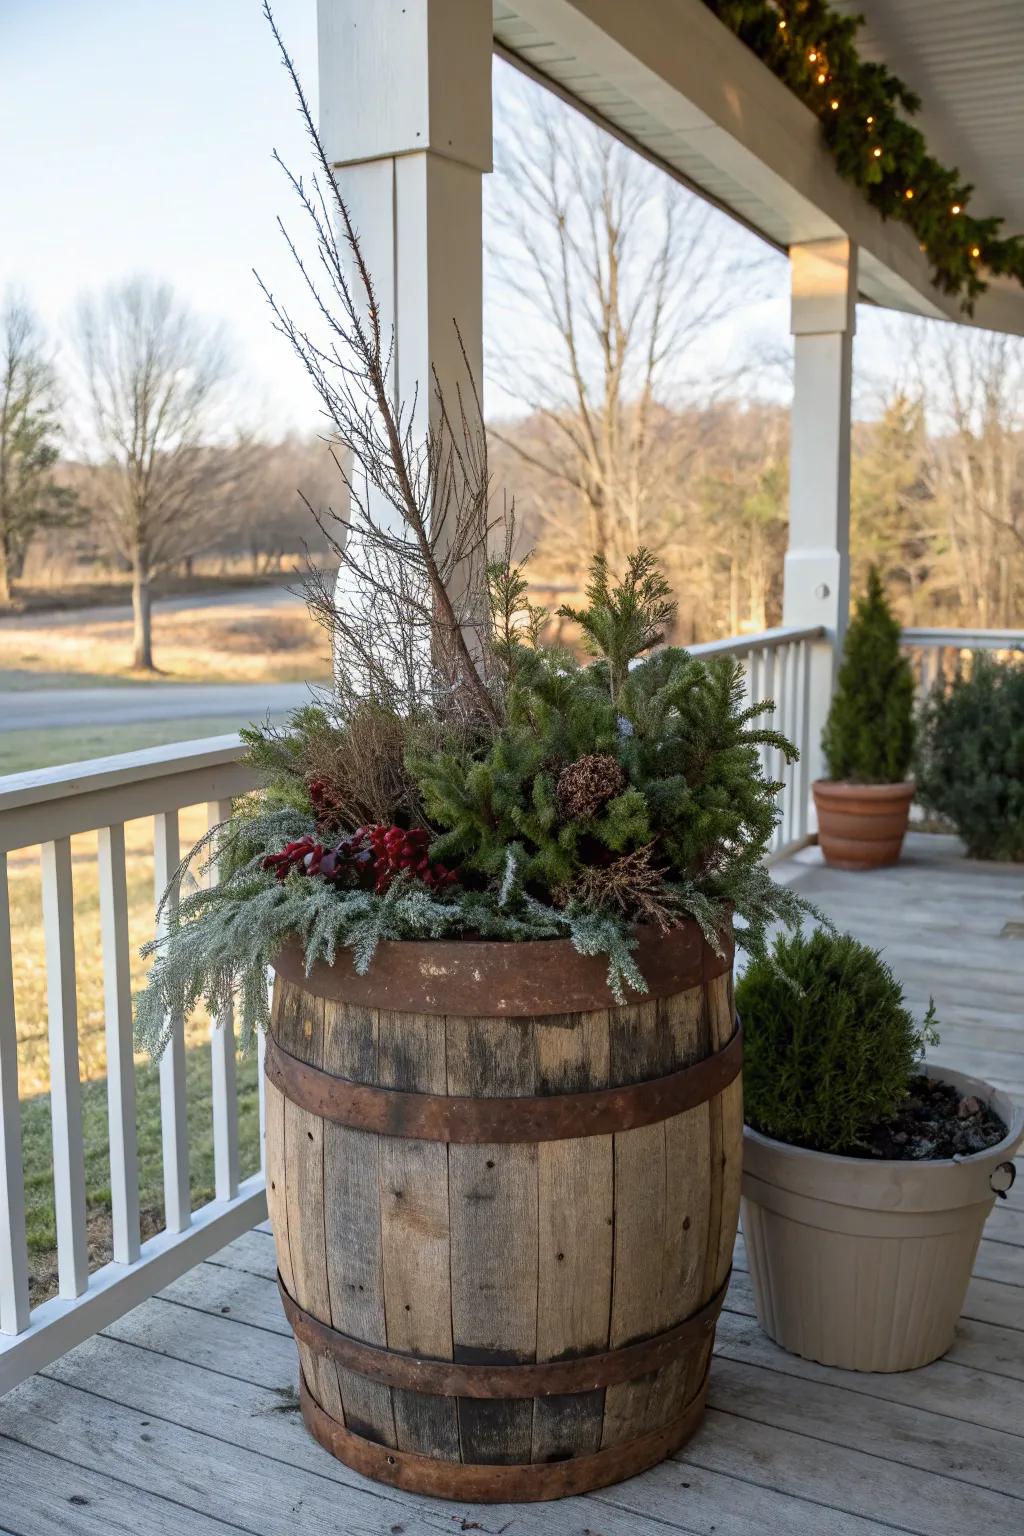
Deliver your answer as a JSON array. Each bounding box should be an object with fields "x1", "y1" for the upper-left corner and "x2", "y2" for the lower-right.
[
  {"x1": 783, "y1": 237, "x2": 856, "y2": 792},
  {"x1": 318, "y1": 0, "x2": 492, "y2": 604}
]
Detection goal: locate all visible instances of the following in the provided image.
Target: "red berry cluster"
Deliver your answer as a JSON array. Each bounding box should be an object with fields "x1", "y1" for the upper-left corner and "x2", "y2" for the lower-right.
[
  {"x1": 261, "y1": 824, "x2": 457, "y2": 895},
  {"x1": 358, "y1": 824, "x2": 458, "y2": 894}
]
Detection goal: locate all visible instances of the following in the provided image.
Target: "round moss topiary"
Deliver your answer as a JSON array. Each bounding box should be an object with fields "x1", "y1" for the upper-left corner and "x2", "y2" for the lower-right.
[
  {"x1": 737, "y1": 929, "x2": 937, "y2": 1154},
  {"x1": 915, "y1": 655, "x2": 1024, "y2": 862},
  {"x1": 821, "y1": 568, "x2": 915, "y2": 784}
]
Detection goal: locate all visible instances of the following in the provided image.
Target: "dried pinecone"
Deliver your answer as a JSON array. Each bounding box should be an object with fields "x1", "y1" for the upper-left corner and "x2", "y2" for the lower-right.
[{"x1": 556, "y1": 753, "x2": 626, "y2": 821}]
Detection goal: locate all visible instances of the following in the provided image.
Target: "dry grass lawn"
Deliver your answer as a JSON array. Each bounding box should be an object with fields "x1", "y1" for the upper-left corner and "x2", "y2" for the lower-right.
[
  {"x1": 0, "y1": 599, "x2": 329, "y2": 684},
  {"x1": 10, "y1": 806, "x2": 261, "y2": 1303}
]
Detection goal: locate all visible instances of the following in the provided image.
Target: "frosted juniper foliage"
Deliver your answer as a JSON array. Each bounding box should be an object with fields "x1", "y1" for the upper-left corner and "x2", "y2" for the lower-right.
[{"x1": 134, "y1": 16, "x2": 812, "y2": 1056}]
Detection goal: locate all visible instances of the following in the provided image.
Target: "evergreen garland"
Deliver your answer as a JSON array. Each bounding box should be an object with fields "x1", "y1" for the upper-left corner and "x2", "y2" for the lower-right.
[
  {"x1": 703, "y1": 0, "x2": 1024, "y2": 310},
  {"x1": 822, "y1": 567, "x2": 915, "y2": 783}
]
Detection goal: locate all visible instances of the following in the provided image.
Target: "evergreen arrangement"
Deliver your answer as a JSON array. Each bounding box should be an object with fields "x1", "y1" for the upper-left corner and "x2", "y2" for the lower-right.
[
  {"x1": 821, "y1": 568, "x2": 914, "y2": 783},
  {"x1": 133, "y1": 11, "x2": 814, "y2": 1057},
  {"x1": 703, "y1": 1, "x2": 1024, "y2": 310},
  {"x1": 915, "y1": 655, "x2": 1024, "y2": 862},
  {"x1": 136, "y1": 548, "x2": 811, "y2": 1055},
  {"x1": 738, "y1": 929, "x2": 938, "y2": 1153}
]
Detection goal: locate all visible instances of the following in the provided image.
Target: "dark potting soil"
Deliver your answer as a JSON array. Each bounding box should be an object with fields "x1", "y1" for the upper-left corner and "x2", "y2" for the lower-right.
[{"x1": 854, "y1": 1076, "x2": 1007, "y2": 1160}]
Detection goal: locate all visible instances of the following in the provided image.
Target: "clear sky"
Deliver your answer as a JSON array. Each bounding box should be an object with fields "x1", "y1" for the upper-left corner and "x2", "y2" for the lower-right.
[
  {"x1": 1, "y1": 0, "x2": 909, "y2": 433},
  {"x1": 2, "y1": 0, "x2": 321, "y2": 432}
]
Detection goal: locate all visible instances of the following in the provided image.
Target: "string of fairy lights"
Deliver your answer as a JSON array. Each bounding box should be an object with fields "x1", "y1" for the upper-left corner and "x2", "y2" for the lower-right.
[{"x1": 703, "y1": 0, "x2": 1024, "y2": 310}]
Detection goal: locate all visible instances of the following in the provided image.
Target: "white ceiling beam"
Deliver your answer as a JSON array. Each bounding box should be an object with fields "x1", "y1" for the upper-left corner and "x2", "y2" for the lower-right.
[{"x1": 496, "y1": 0, "x2": 1024, "y2": 336}]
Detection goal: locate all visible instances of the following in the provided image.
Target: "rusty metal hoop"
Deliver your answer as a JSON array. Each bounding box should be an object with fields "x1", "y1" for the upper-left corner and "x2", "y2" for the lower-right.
[
  {"x1": 263, "y1": 1022, "x2": 741, "y2": 1144},
  {"x1": 273, "y1": 920, "x2": 733, "y2": 1017},
  {"x1": 279, "y1": 1269, "x2": 729, "y2": 1397},
  {"x1": 298, "y1": 1368, "x2": 710, "y2": 1502}
]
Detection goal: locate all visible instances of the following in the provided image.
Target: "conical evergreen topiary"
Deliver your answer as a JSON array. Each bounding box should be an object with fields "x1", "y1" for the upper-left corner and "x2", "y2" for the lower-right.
[{"x1": 822, "y1": 568, "x2": 914, "y2": 784}]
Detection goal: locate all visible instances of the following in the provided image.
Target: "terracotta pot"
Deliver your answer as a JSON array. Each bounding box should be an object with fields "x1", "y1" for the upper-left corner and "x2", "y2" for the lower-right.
[
  {"x1": 741, "y1": 1064, "x2": 1024, "y2": 1372},
  {"x1": 264, "y1": 922, "x2": 743, "y2": 1501},
  {"x1": 812, "y1": 778, "x2": 915, "y2": 869}
]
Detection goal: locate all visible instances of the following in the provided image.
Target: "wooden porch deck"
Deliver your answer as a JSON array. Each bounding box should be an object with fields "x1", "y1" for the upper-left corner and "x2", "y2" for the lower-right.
[{"x1": 1, "y1": 834, "x2": 1022, "y2": 1536}]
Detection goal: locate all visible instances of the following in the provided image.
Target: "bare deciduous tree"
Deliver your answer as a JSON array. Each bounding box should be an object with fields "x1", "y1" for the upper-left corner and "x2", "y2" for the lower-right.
[
  {"x1": 74, "y1": 277, "x2": 235, "y2": 668},
  {"x1": 0, "y1": 293, "x2": 77, "y2": 603},
  {"x1": 487, "y1": 76, "x2": 762, "y2": 579},
  {"x1": 926, "y1": 328, "x2": 1024, "y2": 629}
]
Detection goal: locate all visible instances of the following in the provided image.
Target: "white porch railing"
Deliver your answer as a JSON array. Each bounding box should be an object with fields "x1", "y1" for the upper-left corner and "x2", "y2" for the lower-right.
[
  {"x1": 690, "y1": 625, "x2": 826, "y2": 857},
  {"x1": 0, "y1": 738, "x2": 265, "y2": 1394},
  {"x1": 902, "y1": 627, "x2": 1024, "y2": 697}
]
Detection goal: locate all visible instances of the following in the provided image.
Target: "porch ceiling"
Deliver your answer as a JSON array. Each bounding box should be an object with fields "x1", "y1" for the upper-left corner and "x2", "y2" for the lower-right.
[{"x1": 493, "y1": 0, "x2": 1024, "y2": 336}]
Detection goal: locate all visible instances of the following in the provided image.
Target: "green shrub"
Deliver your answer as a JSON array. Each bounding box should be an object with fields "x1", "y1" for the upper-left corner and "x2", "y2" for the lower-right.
[
  {"x1": 737, "y1": 929, "x2": 936, "y2": 1153},
  {"x1": 822, "y1": 568, "x2": 914, "y2": 783},
  {"x1": 915, "y1": 655, "x2": 1024, "y2": 861}
]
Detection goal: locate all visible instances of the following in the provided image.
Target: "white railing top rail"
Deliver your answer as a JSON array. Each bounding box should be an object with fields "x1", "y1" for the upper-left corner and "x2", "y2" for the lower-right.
[
  {"x1": 0, "y1": 735, "x2": 255, "y2": 855},
  {"x1": 688, "y1": 624, "x2": 825, "y2": 661},
  {"x1": 901, "y1": 627, "x2": 1024, "y2": 650}
]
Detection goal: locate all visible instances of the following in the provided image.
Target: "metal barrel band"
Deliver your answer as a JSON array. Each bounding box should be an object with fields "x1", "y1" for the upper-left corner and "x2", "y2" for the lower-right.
[
  {"x1": 273, "y1": 921, "x2": 733, "y2": 1017},
  {"x1": 279, "y1": 1269, "x2": 730, "y2": 1398},
  {"x1": 263, "y1": 1023, "x2": 741, "y2": 1144},
  {"x1": 298, "y1": 1366, "x2": 710, "y2": 1503}
]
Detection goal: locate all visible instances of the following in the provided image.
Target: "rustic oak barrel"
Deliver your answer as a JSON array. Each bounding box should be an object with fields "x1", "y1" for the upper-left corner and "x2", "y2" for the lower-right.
[{"x1": 263, "y1": 922, "x2": 742, "y2": 1502}]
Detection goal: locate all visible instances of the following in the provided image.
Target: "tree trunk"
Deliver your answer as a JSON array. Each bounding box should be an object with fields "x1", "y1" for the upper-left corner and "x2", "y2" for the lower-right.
[
  {"x1": 0, "y1": 535, "x2": 11, "y2": 605},
  {"x1": 132, "y1": 561, "x2": 154, "y2": 670}
]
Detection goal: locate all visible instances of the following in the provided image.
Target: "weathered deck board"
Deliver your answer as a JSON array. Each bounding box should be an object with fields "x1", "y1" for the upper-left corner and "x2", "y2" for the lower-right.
[{"x1": 1, "y1": 834, "x2": 1023, "y2": 1535}]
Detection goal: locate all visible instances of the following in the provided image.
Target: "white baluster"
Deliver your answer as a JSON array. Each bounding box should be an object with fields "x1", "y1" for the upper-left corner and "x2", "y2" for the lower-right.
[
  {"x1": 97, "y1": 824, "x2": 140, "y2": 1264},
  {"x1": 774, "y1": 642, "x2": 790, "y2": 847},
  {"x1": 207, "y1": 800, "x2": 239, "y2": 1202},
  {"x1": 154, "y1": 812, "x2": 190, "y2": 1233},
  {"x1": 0, "y1": 854, "x2": 29, "y2": 1334},
  {"x1": 257, "y1": 1022, "x2": 267, "y2": 1177},
  {"x1": 41, "y1": 838, "x2": 88, "y2": 1298},
  {"x1": 796, "y1": 638, "x2": 812, "y2": 840}
]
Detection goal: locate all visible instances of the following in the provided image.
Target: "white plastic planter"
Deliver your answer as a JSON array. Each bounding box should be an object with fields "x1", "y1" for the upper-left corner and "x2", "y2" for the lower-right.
[{"x1": 741, "y1": 1064, "x2": 1023, "y2": 1372}]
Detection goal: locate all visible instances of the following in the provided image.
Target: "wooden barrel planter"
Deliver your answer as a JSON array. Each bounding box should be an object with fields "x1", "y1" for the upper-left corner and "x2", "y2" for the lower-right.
[{"x1": 263, "y1": 921, "x2": 742, "y2": 1503}]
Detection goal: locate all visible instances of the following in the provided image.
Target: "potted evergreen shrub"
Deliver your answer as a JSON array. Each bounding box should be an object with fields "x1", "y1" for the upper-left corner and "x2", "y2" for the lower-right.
[
  {"x1": 134, "y1": 24, "x2": 811, "y2": 1503},
  {"x1": 814, "y1": 569, "x2": 916, "y2": 868},
  {"x1": 738, "y1": 930, "x2": 1023, "y2": 1372},
  {"x1": 915, "y1": 654, "x2": 1024, "y2": 861}
]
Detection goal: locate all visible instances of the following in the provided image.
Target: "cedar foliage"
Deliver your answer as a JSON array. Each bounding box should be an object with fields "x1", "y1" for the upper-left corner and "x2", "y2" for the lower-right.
[
  {"x1": 738, "y1": 929, "x2": 938, "y2": 1154},
  {"x1": 915, "y1": 656, "x2": 1024, "y2": 861},
  {"x1": 821, "y1": 568, "x2": 915, "y2": 783}
]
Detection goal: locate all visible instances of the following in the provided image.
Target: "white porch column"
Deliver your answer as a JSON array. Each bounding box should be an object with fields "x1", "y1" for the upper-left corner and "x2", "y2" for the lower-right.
[
  {"x1": 783, "y1": 237, "x2": 856, "y2": 789},
  {"x1": 317, "y1": 0, "x2": 491, "y2": 458}
]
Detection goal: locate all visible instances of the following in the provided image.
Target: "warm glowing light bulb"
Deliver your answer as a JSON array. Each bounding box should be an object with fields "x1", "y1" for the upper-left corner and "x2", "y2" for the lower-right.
[
  {"x1": 866, "y1": 115, "x2": 874, "y2": 125},
  {"x1": 872, "y1": 147, "x2": 882, "y2": 158},
  {"x1": 778, "y1": 18, "x2": 786, "y2": 29},
  {"x1": 817, "y1": 71, "x2": 827, "y2": 83},
  {"x1": 905, "y1": 188, "x2": 914, "y2": 199},
  {"x1": 830, "y1": 99, "x2": 840, "y2": 110},
  {"x1": 971, "y1": 246, "x2": 981, "y2": 258},
  {"x1": 951, "y1": 204, "x2": 961, "y2": 215},
  {"x1": 808, "y1": 50, "x2": 817, "y2": 62}
]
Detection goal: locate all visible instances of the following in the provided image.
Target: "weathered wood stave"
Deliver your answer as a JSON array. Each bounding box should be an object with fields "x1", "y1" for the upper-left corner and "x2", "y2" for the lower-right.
[{"x1": 264, "y1": 926, "x2": 742, "y2": 1501}]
